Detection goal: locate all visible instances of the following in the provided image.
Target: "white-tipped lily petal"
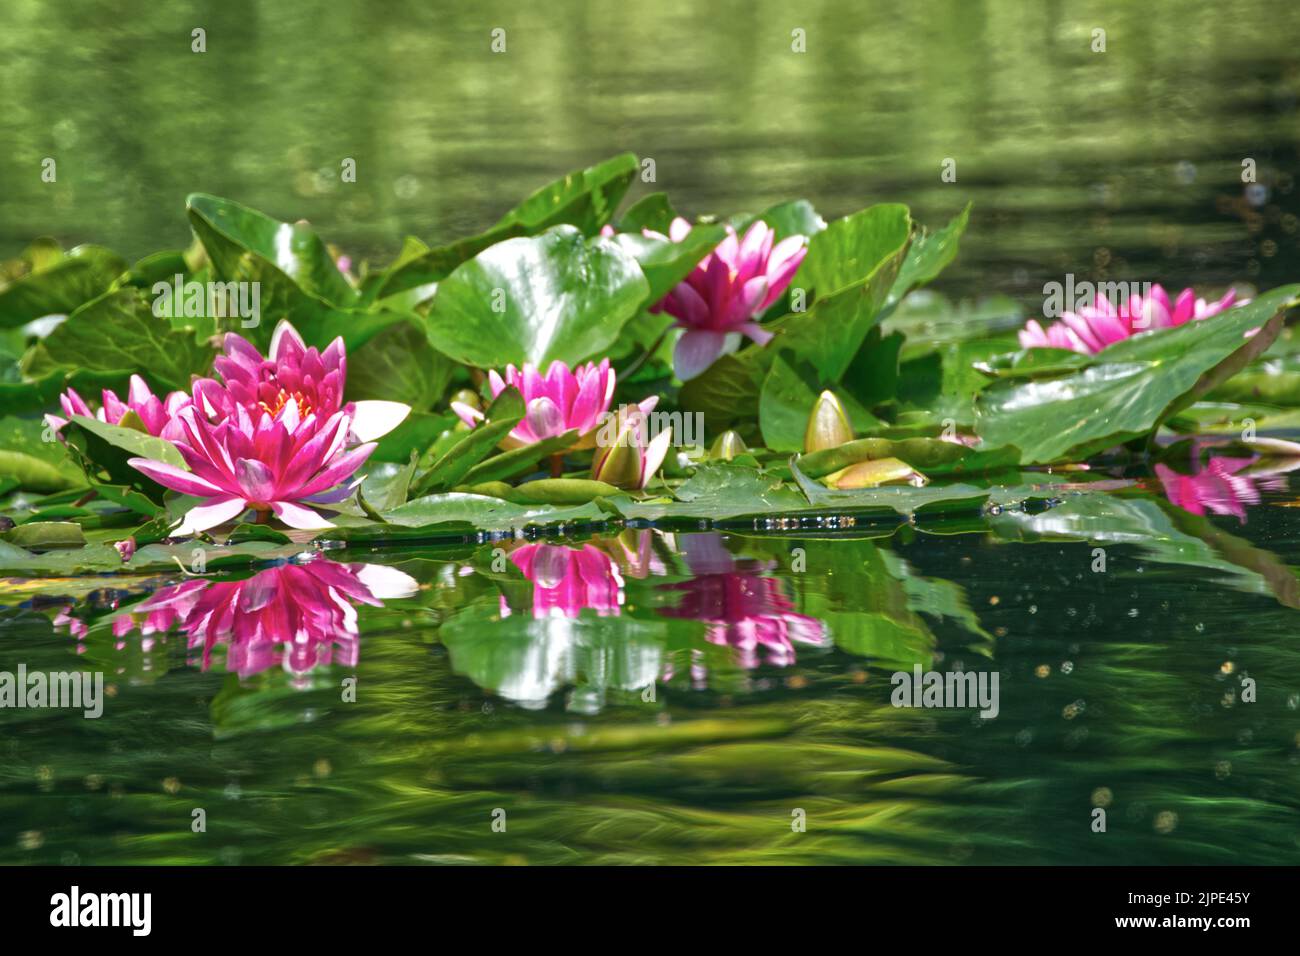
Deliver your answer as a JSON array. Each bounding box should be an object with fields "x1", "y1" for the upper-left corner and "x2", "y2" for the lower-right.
[{"x1": 349, "y1": 400, "x2": 412, "y2": 442}]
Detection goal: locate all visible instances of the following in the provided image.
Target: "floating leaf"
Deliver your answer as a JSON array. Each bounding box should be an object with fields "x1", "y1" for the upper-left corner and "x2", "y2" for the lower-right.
[
  {"x1": 344, "y1": 318, "x2": 453, "y2": 408},
  {"x1": 795, "y1": 203, "x2": 911, "y2": 300},
  {"x1": 3, "y1": 520, "x2": 86, "y2": 549},
  {"x1": 0, "y1": 451, "x2": 78, "y2": 494},
  {"x1": 619, "y1": 192, "x2": 678, "y2": 233},
  {"x1": 0, "y1": 416, "x2": 85, "y2": 491},
  {"x1": 68, "y1": 415, "x2": 184, "y2": 468},
  {"x1": 885, "y1": 202, "x2": 972, "y2": 311},
  {"x1": 463, "y1": 430, "x2": 579, "y2": 485},
  {"x1": 610, "y1": 225, "x2": 726, "y2": 304},
  {"x1": 187, "y1": 193, "x2": 357, "y2": 307},
  {"x1": 379, "y1": 491, "x2": 605, "y2": 533},
  {"x1": 513, "y1": 478, "x2": 621, "y2": 504},
  {"x1": 824, "y1": 457, "x2": 927, "y2": 489}
]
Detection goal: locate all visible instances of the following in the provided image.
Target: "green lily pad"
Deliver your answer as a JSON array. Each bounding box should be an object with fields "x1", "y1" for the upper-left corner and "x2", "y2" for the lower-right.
[
  {"x1": 375, "y1": 153, "x2": 639, "y2": 298},
  {"x1": 422, "y1": 225, "x2": 648, "y2": 369},
  {"x1": 0, "y1": 245, "x2": 126, "y2": 329},
  {"x1": 974, "y1": 286, "x2": 1300, "y2": 464},
  {"x1": 41, "y1": 287, "x2": 214, "y2": 393}
]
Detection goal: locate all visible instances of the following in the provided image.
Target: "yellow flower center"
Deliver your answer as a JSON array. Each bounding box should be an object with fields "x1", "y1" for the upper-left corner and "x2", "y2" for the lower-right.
[{"x1": 260, "y1": 388, "x2": 312, "y2": 420}]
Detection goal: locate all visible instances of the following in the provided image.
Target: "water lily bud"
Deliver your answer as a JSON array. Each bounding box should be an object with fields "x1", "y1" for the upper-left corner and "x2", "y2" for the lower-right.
[
  {"x1": 710, "y1": 430, "x2": 748, "y2": 461},
  {"x1": 116, "y1": 409, "x2": 150, "y2": 434},
  {"x1": 590, "y1": 406, "x2": 671, "y2": 490},
  {"x1": 825, "y1": 458, "x2": 929, "y2": 489},
  {"x1": 452, "y1": 389, "x2": 482, "y2": 411},
  {"x1": 449, "y1": 389, "x2": 484, "y2": 432},
  {"x1": 113, "y1": 536, "x2": 137, "y2": 563},
  {"x1": 592, "y1": 432, "x2": 645, "y2": 489},
  {"x1": 803, "y1": 390, "x2": 853, "y2": 453}
]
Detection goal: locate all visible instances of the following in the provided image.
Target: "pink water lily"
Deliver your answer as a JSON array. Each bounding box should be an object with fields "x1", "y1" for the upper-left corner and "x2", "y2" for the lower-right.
[
  {"x1": 105, "y1": 557, "x2": 417, "y2": 677},
  {"x1": 128, "y1": 403, "x2": 377, "y2": 534},
  {"x1": 47, "y1": 375, "x2": 191, "y2": 441},
  {"x1": 451, "y1": 358, "x2": 656, "y2": 450},
  {"x1": 1019, "y1": 285, "x2": 1242, "y2": 355},
  {"x1": 192, "y1": 319, "x2": 408, "y2": 444},
  {"x1": 650, "y1": 217, "x2": 808, "y2": 380}
]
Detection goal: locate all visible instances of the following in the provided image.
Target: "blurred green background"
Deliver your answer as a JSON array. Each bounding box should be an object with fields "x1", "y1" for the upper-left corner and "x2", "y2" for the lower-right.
[{"x1": 2, "y1": 0, "x2": 1298, "y2": 304}]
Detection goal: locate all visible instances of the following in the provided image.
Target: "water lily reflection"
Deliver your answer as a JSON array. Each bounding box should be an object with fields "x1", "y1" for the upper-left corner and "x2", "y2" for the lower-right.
[
  {"x1": 449, "y1": 532, "x2": 829, "y2": 709},
  {"x1": 659, "y1": 534, "x2": 829, "y2": 670},
  {"x1": 501, "y1": 543, "x2": 625, "y2": 618},
  {"x1": 106, "y1": 557, "x2": 417, "y2": 677},
  {"x1": 1155, "y1": 452, "x2": 1295, "y2": 522}
]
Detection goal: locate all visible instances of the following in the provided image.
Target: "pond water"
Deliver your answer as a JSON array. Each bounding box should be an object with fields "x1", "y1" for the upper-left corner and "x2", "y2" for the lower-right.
[
  {"x1": 2, "y1": 0, "x2": 1298, "y2": 299},
  {"x1": 4, "y1": 464, "x2": 1300, "y2": 865}
]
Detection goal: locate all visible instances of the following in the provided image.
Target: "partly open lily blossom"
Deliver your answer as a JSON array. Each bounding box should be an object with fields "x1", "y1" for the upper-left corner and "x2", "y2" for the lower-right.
[
  {"x1": 129, "y1": 404, "x2": 377, "y2": 535},
  {"x1": 650, "y1": 217, "x2": 808, "y2": 380},
  {"x1": 452, "y1": 358, "x2": 656, "y2": 449},
  {"x1": 193, "y1": 320, "x2": 409, "y2": 444},
  {"x1": 1019, "y1": 285, "x2": 1242, "y2": 355},
  {"x1": 48, "y1": 375, "x2": 190, "y2": 440}
]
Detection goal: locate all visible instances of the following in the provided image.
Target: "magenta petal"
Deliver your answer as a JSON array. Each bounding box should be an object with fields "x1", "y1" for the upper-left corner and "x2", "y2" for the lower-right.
[
  {"x1": 236, "y1": 458, "x2": 277, "y2": 502},
  {"x1": 727, "y1": 276, "x2": 769, "y2": 325},
  {"x1": 673, "y1": 330, "x2": 728, "y2": 381},
  {"x1": 222, "y1": 333, "x2": 265, "y2": 376},
  {"x1": 525, "y1": 396, "x2": 565, "y2": 440},
  {"x1": 670, "y1": 282, "x2": 711, "y2": 329},
  {"x1": 451, "y1": 401, "x2": 484, "y2": 429},
  {"x1": 1019, "y1": 320, "x2": 1049, "y2": 349},
  {"x1": 569, "y1": 368, "x2": 608, "y2": 434},
  {"x1": 294, "y1": 443, "x2": 377, "y2": 498},
  {"x1": 1058, "y1": 312, "x2": 1104, "y2": 354},
  {"x1": 269, "y1": 501, "x2": 334, "y2": 530},
  {"x1": 127, "y1": 374, "x2": 154, "y2": 407},
  {"x1": 128, "y1": 457, "x2": 225, "y2": 497}
]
